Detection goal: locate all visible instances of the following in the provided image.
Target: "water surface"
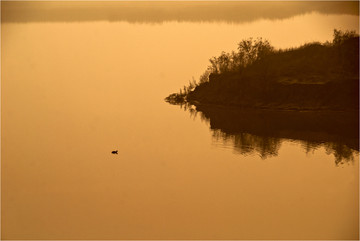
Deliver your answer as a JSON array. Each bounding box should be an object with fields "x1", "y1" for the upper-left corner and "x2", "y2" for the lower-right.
[{"x1": 1, "y1": 4, "x2": 359, "y2": 239}]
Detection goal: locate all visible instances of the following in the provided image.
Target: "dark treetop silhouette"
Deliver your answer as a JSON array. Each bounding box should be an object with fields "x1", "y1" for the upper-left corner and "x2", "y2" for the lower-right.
[
  {"x1": 166, "y1": 30, "x2": 359, "y2": 164},
  {"x1": 166, "y1": 29, "x2": 359, "y2": 111}
]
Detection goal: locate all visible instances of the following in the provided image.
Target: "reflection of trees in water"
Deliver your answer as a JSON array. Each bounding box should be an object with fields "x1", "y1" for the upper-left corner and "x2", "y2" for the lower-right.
[
  {"x1": 300, "y1": 141, "x2": 357, "y2": 165},
  {"x1": 212, "y1": 130, "x2": 282, "y2": 159},
  {"x1": 178, "y1": 103, "x2": 358, "y2": 165},
  {"x1": 299, "y1": 141, "x2": 357, "y2": 165},
  {"x1": 324, "y1": 143, "x2": 357, "y2": 165}
]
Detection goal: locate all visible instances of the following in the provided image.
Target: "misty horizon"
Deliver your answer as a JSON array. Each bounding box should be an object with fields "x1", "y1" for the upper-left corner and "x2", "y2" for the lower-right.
[{"x1": 2, "y1": 1, "x2": 359, "y2": 24}]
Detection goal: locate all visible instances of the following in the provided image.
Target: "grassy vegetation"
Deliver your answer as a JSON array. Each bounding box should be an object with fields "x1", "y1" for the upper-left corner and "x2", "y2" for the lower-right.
[{"x1": 165, "y1": 29, "x2": 359, "y2": 110}]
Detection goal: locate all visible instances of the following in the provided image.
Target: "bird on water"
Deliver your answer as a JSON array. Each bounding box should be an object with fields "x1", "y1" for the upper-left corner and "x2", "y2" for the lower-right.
[{"x1": 112, "y1": 150, "x2": 118, "y2": 154}]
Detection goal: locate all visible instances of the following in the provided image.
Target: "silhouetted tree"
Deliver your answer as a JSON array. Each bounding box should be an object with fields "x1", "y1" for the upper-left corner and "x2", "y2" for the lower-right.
[
  {"x1": 199, "y1": 69, "x2": 211, "y2": 84},
  {"x1": 208, "y1": 37, "x2": 275, "y2": 75},
  {"x1": 166, "y1": 29, "x2": 359, "y2": 109},
  {"x1": 237, "y1": 37, "x2": 274, "y2": 66},
  {"x1": 333, "y1": 29, "x2": 357, "y2": 46}
]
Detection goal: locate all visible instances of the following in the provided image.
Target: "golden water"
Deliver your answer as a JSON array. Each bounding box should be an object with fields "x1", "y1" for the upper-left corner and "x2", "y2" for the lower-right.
[{"x1": 1, "y1": 2, "x2": 359, "y2": 239}]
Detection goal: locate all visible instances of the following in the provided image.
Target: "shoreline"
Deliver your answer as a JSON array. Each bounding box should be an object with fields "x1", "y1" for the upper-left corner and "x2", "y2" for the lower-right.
[
  {"x1": 166, "y1": 31, "x2": 359, "y2": 115},
  {"x1": 167, "y1": 98, "x2": 360, "y2": 113}
]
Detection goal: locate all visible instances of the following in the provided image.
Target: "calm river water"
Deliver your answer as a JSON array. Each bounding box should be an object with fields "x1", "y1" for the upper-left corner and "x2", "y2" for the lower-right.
[{"x1": 2, "y1": 3, "x2": 359, "y2": 239}]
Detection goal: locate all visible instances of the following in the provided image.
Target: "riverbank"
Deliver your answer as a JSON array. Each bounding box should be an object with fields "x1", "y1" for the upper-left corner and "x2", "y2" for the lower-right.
[{"x1": 166, "y1": 30, "x2": 359, "y2": 112}]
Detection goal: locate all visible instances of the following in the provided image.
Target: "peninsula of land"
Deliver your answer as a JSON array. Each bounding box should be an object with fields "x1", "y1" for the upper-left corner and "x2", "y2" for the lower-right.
[{"x1": 166, "y1": 30, "x2": 359, "y2": 111}]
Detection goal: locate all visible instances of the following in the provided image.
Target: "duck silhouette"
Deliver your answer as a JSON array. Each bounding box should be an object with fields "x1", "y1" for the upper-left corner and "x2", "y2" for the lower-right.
[{"x1": 112, "y1": 150, "x2": 118, "y2": 154}]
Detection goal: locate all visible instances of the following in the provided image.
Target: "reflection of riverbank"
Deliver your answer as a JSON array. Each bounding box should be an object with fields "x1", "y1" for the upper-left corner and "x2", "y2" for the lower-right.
[{"x1": 177, "y1": 103, "x2": 359, "y2": 165}]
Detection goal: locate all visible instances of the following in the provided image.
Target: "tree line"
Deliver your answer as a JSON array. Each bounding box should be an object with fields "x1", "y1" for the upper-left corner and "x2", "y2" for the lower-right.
[{"x1": 174, "y1": 29, "x2": 358, "y2": 98}]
